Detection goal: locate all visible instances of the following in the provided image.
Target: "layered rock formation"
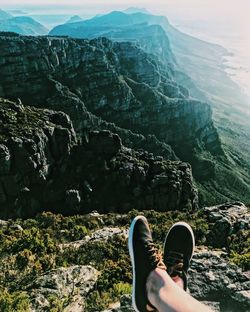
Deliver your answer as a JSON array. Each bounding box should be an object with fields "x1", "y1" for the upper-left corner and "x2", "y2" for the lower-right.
[
  {"x1": 48, "y1": 10, "x2": 250, "y2": 205},
  {"x1": 0, "y1": 98, "x2": 197, "y2": 217},
  {"x1": 0, "y1": 98, "x2": 76, "y2": 217},
  {"x1": 0, "y1": 33, "x2": 223, "y2": 177}
]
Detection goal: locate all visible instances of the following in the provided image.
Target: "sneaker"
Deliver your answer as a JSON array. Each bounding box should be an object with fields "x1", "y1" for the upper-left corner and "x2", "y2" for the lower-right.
[
  {"x1": 163, "y1": 221, "x2": 195, "y2": 290},
  {"x1": 128, "y1": 215, "x2": 166, "y2": 312}
]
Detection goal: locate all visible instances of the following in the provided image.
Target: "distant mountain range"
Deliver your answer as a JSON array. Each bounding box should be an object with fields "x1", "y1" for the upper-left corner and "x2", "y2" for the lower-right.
[
  {"x1": 65, "y1": 15, "x2": 83, "y2": 24},
  {"x1": 0, "y1": 8, "x2": 12, "y2": 20},
  {"x1": 0, "y1": 9, "x2": 48, "y2": 35}
]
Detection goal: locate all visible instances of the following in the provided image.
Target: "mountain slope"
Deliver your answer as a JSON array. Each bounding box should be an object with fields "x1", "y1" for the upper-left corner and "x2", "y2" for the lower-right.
[
  {"x1": 0, "y1": 16, "x2": 48, "y2": 35},
  {"x1": 49, "y1": 10, "x2": 250, "y2": 206},
  {"x1": 1, "y1": 33, "x2": 250, "y2": 205},
  {"x1": 0, "y1": 9, "x2": 12, "y2": 21},
  {"x1": 0, "y1": 34, "x2": 222, "y2": 162},
  {"x1": 0, "y1": 97, "x2": 197, "y2": 218}
]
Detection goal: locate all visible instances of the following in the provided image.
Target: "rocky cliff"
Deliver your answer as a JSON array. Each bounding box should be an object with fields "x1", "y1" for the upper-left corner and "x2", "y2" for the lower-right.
[
  {"x1": 0, "y1": 98, "x2": 197, "y2": 218},
  {"x1": 0, "y1": 33, "x2": 223, "y2": 180}
]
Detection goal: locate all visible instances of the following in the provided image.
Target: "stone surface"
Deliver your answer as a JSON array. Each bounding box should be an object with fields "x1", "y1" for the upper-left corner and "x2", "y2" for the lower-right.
[
  {"x1": 0, "y1": 33, "x2": 223, "y2": 179},
  {"x1": 60, "y1": 227, "x2": 128, "y2": 250},
  {"x1": 189, "y1": 247, "x2": 250, "y2": 310},
  {"x1": 101, "y1": 295, "x2": 221, "y2": 312},
  {"x1": 203, "y1": 202, "x2": 250, "y2": 247},
  {"x1": 0, "y1": 98, "x2": 198, "y2": 217},
  {"x1": 28, "y1": 265, "x2": 99, "y2": 312}
]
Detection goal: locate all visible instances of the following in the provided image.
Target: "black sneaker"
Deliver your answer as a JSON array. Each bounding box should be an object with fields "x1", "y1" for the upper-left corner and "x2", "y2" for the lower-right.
[
  {"x1": 163, "y1": 221, "x2": 195, "y2": 290},
  {"x1": 128, "y1": 215, "x2": 166, "y2": 312}
]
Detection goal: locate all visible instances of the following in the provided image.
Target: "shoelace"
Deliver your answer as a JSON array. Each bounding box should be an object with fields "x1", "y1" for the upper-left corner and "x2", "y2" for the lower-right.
[
  {"x1": 145, "y1": 241, "x2": 166, "y2": 312},
  {"x1": 145, "y1": 241, "x2": 166, "y2": 269},
  {"x1": 165, "y1": 251, "x2": 184, "y2": 277}
]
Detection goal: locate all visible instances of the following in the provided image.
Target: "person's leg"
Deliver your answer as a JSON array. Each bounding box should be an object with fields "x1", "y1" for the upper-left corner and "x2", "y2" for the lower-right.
[
  {"x1": 128, "y1": 216, "x2": 213, "y2": 312},
  {"x1": 147, "y1": 268, "x2": 213, "y2": 312}
]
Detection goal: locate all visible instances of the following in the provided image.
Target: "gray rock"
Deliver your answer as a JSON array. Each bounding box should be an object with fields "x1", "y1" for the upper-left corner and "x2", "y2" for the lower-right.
[
  {"x1": 0, "y1": 144, "x2": 11, "y2": 174},
  {"x1": 60, "y1": 227, "x2": 128, "y2": 250},
  {"x1": 203, "y1": 203, "x2": 250, "y2": 247},
  {"x1": 0, "y1": 219, "x2": 8, "y2": 227},
  {"x1": 189, "y1": 247, "x2": 249, "y2": 310},
  {"x1": 29, "y1": 265, "x2": 99, "y2": 311},
  {"x1": 10, "y1": 223, "x2": 23, "y2": 231}
]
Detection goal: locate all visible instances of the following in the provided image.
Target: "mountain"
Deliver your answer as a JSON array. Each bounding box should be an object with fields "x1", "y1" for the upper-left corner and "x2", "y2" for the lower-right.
[
  {"x1": 49, "y1": 10, "x2": 249, "y2": 112},
  {"x1": 3, "y1": 33, "x2": 249, "y2": 207},
  {"x1": 0, "y1": 19, "x2": 249, "y2": 312},
  {"x1": 49, "y1": 10, "x2": 250, "y2": 205},
  {"x1": 123, "y1": 7, "x2": 150, "y2": 14},
  {"x1": 65, "y1": 15, "x2": 83, "y2": 24},
  {"x1": 0, "y1": 16, "x2": 48, "y2": 35},
  {"x1": 0, "y1": 34, "x2": 222, "y2": 162},
  {"x1": 0, "y1": 8, "x2": 12, "y2": 20},
  {"x1": 5, "y1": 9, "x2": 27, "y2": 16},
  {"x1": 0, "y1": 96, "x2": 197, "y2": 218}
]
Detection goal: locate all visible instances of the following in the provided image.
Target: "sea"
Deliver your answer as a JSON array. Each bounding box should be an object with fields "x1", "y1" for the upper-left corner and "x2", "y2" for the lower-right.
[{"x1": 170, "y1": 18, "x2": 250, "y2": 101}]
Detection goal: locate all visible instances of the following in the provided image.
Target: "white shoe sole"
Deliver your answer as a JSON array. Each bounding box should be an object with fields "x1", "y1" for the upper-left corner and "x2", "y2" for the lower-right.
[{"x1": 128, "y1": 215, "x2": 148, "y2": 312}]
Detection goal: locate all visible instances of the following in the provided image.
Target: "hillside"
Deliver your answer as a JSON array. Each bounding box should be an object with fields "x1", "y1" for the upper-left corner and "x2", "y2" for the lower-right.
[
  {"x1": 0, "y1": 8, "x2": 12, "y2": 21},
  {"x1": 1, "y1": 33, "x2": 244, "y2": 206},
  {"x1": 49, "y1": 10, "x2": 250, "y2": 206},
  {"x1": 0, "y1": 16, "x2": 48, "y2": 35}
]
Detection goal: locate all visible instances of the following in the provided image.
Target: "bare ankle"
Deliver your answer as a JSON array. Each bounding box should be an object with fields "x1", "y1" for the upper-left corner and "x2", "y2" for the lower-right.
[{"x1": 146, "y1": 268, "x2": 168, "y2": 307}]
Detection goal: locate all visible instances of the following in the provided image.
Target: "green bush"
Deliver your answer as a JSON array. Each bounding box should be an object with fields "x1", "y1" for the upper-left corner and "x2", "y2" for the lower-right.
[
  {"x1": 230, "y1": 252, "x2": 250, "y2": 271},
  {"x1": 0, "y1": 289, "x2": 30, "y2": 312}
]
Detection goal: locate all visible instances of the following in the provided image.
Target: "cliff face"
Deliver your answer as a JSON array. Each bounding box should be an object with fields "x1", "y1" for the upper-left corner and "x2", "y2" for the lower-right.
[
  {"x1": 0, "y1": 34, "x2": 222, "y2": 169},
  {"x1": 0, "y1": 98, "x2": 197, "y2": 218}
]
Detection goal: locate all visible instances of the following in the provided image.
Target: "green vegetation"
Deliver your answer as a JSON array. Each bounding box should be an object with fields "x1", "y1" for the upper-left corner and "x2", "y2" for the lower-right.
[
  {"x1": 0, "y1": 98, "x2": 62, "y2": 143},
  {"x1": 0, "y1": 210, "x2": 248, "y2": 311},
  {"x1": 228, "y1": 229, "x2": 250, "y2": 270}
]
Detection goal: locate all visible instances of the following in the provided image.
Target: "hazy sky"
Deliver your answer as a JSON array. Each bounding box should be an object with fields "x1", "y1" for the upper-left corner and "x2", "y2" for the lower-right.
[
  {"x1": 1, "y1": 0, "x2": 249, "y2": 22},
  {"x1": 1, "y1": 0, "x2": 249, "y2": 36}
]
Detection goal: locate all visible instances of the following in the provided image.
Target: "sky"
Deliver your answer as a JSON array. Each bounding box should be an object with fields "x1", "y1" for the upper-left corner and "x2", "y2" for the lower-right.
[{"x1": 1, "y1": 0, "x2": 249, "y2": 21}]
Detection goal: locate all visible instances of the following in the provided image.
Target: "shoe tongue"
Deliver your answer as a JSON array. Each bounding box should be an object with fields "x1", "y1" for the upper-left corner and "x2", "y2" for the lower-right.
[{"x1": 156, "y1": 260, "x2": 166, "y2": 270}]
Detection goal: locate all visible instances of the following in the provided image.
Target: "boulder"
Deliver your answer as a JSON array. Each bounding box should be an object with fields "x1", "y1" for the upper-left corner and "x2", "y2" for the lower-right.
[
  {"x1": 28, "y1": 265, "x2": 99, "y2": 311},
  {"x1": 203, "y1": 202, "x2": 250, "y2": 247},
  {"x1": 189, "y1": 247, "x2": 250, "y2": 310}
]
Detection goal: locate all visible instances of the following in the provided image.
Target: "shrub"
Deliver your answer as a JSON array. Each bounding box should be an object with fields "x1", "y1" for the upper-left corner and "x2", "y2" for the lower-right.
[{"x1": 0, "y1": 289, "x2": 30, "y2": 312}]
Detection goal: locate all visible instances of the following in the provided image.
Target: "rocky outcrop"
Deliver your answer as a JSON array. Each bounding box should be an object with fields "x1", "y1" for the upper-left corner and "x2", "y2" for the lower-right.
[
  {"x1": 203, "y1": 202, "x2": 250, "y2": 247},
  {"x1": 189, "y1": 248, "x2": 250, "y2": 311},
  {"x1": 28, "y1": 265, "x2": 99, "y2": 312},
  {"x1": 0, "y1": 98, "x2": 197, "y2": 217},
  {"x1": 100, "y1": 247, "x2": 249, "y2": 312},
  {"x1": 0, "y1": 98, "x2": 76, "y2": 217},
  {"x1": 101, "y1": 295, "x2": 221, "y2": 312},
  {"x1": 60, "y1": 227, "x2": 128, "y2": 250},
  {"x1": 45, "y1": 130, "x2": 198, "y2": 215}
]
